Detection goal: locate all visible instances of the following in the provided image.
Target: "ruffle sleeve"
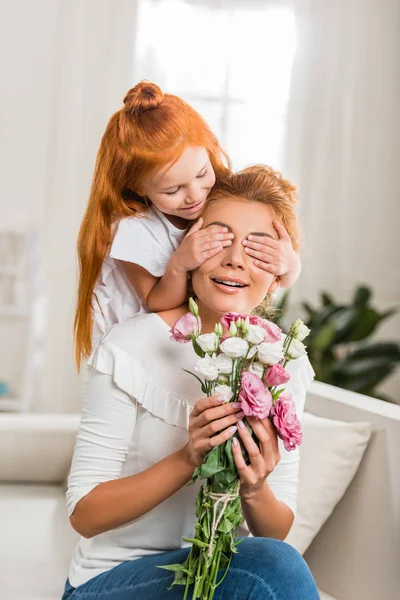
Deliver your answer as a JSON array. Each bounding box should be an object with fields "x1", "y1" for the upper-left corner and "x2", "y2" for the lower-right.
[{"x1": 87, "y1": 340, "x2": 192, "y2": 430}]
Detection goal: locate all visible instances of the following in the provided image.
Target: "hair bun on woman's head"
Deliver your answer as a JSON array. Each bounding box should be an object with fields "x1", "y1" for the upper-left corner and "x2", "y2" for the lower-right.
[{"x1": 123, "y1": 81, "x2": 164, "y2": 115}]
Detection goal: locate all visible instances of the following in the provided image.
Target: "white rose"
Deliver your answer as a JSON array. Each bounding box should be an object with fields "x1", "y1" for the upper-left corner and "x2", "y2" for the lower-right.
[
  {"x1": 214, "y1": 384, "x2": 234, "y2": 403},
  {"x1": 195, "y1": 355, "x2": 219, "y2": 381},
  {"x1": 215, "y1": 353, "x2": 233, "y2": 374},
  {"x1": 219, "y1": 337, "x2": 249, "y2": 358},
  {"x1": 291, "y1": 319, "x2": 311, "y2": 342},
  {"x1": 249, "y1": 361, "x2": 264, "y2": 379},
  {"x1": 258, "y1": 340, "x2": 284, "y2": 365},
  {"x1": 196, "y1": 333, "x2": 219, "y2": 353},
  {"x1": 244, "y1": 324, "x2": 266, "y2": 345},
  {"x1": 247, "y1": 344, "x2": 259, "y2": 359},
  {"x1": 287, "y1": 338, "x2": 307, "y2": 359}
]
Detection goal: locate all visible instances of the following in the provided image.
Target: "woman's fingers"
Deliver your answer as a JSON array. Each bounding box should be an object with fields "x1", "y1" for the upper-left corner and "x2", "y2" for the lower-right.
[
  {"x1": 200, "y1": 410, "x2": 245, "y2": 439},
  {"x1": 235, "y1": 419, "x2": 263, "y2": 466}
]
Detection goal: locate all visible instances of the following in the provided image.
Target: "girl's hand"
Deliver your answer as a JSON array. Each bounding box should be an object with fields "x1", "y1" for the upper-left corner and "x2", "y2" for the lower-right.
[
  {"x1": 172, "y1": 218, "x2": 234, "y2": 273},
  {"x1": 243, "y1": 221, "x2": 301, "y2": 288},
  {"x1": 183, "y1": 395, "x2": 244, "y2": 469},
  {"x1": 232, "y1": 416, "x2": 280, "y2": 500}
]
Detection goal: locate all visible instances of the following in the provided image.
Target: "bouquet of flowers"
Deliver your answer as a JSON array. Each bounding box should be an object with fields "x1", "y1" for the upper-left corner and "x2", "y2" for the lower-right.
[{"x1": 158, "y1": 298, "x2": 310, "y2": 600}]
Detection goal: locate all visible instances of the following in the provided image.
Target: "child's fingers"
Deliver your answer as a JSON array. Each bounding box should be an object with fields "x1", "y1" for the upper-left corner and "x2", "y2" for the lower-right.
[
  {"x1": 245, "y1": 246, "x2": 278, "y2": 265},
  {"x1": 243, "y1": 237, "x2": 279, "y2": 252},
  {"x1": 253, "y1": 261, "x2": 279, "y2": 274},
  {"x1": 244, "y1": 246, "x2": 276, "y2": 262},
  {"x1": 185, "y1": 217, "x2": 204, "y2": 237},
  {"x1": 198, "y1": 230, "x2": 234, "y2": 243},
  {"x1": 273, "y1": 220, "x2": 291, "y2": 241}
]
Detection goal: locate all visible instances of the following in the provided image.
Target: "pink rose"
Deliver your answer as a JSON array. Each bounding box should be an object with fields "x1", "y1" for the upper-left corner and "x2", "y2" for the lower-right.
[
  {"x1": 220, "y1": 312, "x2": 258, "y2": 330},
  {"x1": 270, "y1": 393, "x2": 302, "y2": 451},
  {"x1": 169, "y1": 313, "x2": 200, "y2": 343},
  {"x1": 265, "y1": 364, "x2": 290, "y2": 387},
  {"x1": 254, "y1": 316, "x2": 282, "y2": 343},
  {"x1": 239, "y1": 371, "x2": 272, "y2": 420}
]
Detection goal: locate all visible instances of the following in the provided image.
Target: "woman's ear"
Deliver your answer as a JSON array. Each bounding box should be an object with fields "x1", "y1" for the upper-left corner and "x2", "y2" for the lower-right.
[{"x1": 268, "y1": 278, "x2": 280, "y2": 295}]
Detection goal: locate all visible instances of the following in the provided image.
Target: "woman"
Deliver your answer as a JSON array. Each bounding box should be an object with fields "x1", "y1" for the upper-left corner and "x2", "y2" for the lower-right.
[{"x1": 63, "y1": 166, "x2": 319, "y2": 599}]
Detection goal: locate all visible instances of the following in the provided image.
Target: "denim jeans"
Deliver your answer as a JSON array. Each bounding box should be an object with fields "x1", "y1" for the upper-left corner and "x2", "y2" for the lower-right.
[{"x1": 62, "y1": 537, "x2": 320, "y2": 600}]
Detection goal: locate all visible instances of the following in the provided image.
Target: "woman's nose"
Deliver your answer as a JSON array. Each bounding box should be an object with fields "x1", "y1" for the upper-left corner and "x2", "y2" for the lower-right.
[{"x1": 222, "y1": 239, "x2": 247, "y2": 269}]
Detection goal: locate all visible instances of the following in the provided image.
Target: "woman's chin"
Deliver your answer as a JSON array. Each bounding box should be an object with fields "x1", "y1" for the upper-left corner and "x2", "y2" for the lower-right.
[{"x1": 200, "y1": 290, "x2": 253, "y2": 316}]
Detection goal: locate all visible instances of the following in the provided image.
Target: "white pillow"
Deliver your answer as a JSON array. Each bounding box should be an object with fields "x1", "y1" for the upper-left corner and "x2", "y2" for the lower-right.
[{"x1": 286, "y1": 411, "x2": 372, "y2": 555}]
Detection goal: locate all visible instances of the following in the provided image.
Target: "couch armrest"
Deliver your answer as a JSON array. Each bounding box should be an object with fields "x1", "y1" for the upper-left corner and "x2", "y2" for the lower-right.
[
  {"x1": 304, "y1": 381, "x2": 400, "y2": 600},
  {"x1": 0, "y1": 414, "x2": 80, "y2": 483}
]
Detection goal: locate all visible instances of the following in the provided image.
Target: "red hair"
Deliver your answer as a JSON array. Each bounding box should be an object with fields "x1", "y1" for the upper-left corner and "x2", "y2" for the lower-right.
[{"x1": 74, "y1": 81, "x2": 231, "y2": 368}]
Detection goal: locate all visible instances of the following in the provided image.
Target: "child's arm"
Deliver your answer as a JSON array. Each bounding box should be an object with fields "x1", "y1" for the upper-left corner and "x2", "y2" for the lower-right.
[
  {"x1": 242, "y1": 220, "x2": 301, "y2": 288},
  {"x1": 118, "y1": 218, "x2": 233, "y2": 311}
]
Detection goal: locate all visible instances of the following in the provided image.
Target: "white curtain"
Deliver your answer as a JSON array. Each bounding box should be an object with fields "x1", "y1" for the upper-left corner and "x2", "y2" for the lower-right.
[
  {"x1": 0, "y1": 0, "x2": 139, "y2": 412},
  {"x1": 281, "y1": 0, "x2": 400, "y2": 396}
]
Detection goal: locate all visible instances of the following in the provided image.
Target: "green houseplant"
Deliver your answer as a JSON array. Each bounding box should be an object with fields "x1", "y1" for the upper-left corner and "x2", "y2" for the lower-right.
[{"x1": 274, "y1": 285, "x2": 400, "y2": 402}]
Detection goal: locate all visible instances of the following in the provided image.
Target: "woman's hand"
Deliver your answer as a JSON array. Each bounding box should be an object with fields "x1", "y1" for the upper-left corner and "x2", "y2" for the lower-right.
[
  {"x1": 183, "y1": 395, "x2": 244, "y2": 469},
  {"x1": 242, "y1": 220, "x2": 301, "y2": 287},
  {"x1": 232, "y1": 416, "x2": 280, "y2": 500},
  {"x1": 171, "y1": 218, "x2": 234, "y2": 273}
]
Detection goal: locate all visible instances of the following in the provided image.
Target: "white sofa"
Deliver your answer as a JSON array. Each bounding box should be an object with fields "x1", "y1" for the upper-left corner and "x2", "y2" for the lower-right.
[{"x1": 1, "y1": 381, "x2": 399, "y2": 600}]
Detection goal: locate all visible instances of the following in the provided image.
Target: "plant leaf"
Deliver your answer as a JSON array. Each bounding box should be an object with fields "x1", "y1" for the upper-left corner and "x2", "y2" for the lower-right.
[{"x1": 353, "y1": 285, "x2": 372, "y2": 307}]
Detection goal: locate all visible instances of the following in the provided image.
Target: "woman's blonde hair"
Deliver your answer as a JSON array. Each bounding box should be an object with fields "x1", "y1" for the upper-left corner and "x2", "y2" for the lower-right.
[{"x1": 74, "y1": 81, "x2": 231, "y2": 368}]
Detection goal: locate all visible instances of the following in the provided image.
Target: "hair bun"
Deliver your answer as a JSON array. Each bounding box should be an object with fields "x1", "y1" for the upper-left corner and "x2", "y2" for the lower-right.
[{"x1": 123, "y1": 81, "x2": 163, "y2": 115}]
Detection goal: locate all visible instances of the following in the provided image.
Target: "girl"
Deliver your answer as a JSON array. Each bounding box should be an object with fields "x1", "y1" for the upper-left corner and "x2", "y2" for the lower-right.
[{"x1": 74, "y1": 81, "x2": 301, "y2": 367}]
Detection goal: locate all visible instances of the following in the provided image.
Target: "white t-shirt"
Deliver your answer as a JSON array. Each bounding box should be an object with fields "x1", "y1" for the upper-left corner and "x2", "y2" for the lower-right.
[
  {"x1": 66, "y1": 312, "x2": 315, "y2": 588},
  {"x1": 92, "y1": 207, "x2": 186, "y2": 349}
]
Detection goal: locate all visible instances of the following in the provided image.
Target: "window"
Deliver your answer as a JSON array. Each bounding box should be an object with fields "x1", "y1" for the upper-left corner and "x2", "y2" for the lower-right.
[{"x1": 133, "y1": 0, "x2": 296, "y2": 168}]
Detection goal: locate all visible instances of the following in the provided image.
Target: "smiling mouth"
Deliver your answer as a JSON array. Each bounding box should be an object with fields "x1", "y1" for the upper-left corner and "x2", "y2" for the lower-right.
[
  {"x1": 181, "y1": 199, "x2": 205, "y2": 211},
  {"x1": 211, "y1": 278, "x2": 248, "y2": 289}
]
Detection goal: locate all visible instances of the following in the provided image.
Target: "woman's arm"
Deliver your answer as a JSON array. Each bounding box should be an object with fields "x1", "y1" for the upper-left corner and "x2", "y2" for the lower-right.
[
  {"x1": 68, "y1": 372, "x2": 243, "y2": 539},
  {"x1": 71, "y1": 445, "x2": 194, "y2": 539},
  {"x1": 240, "y1": 480, "x2": 294, "y2": 540},
  {"x1": 118, "y1": 220, "x2": 233, "y2": 312}
]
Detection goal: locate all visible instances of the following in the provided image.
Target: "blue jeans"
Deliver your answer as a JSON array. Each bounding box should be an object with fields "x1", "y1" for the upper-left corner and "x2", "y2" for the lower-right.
[{"x1": 61, "y1": 537, "x2": 320, "y2": 599}]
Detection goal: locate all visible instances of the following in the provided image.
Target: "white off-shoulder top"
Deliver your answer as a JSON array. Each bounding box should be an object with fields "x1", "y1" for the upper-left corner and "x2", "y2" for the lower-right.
[{"x1": 66, "y1": 313, "x2": 314, "y2": 588}]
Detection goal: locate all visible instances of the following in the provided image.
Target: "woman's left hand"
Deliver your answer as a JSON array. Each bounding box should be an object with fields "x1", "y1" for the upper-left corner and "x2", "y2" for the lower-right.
[{"x1": 231, "y1": 416, "x2": 280, "y2": 500}]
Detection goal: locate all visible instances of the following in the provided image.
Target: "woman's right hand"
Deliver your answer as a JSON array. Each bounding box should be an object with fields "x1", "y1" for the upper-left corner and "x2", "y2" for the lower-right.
[{"x1": 183, "y1": 395, "x2": 244, "y2": 469}]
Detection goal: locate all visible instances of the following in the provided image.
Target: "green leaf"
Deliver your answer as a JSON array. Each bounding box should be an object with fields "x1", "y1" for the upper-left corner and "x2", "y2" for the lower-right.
[
  {"x1": 311, "y1": 322, "x2": 336, "y2": 351},
  {"x1": 200, "y1": 446, "x2": 226, "y2": 479},
  {"x1": 182, "y1": 537, "x2": 209, "y2": 550},
  {"x1": 157, "y1": 563, "x2": 192, "y2": 574},
  {"x1": 192, "y1": 338, "x2": 205, "y2": 358},
  {"x1": 332, "y1": 364, "x2": 394, "y2": 392},
  {"x1": 321, "y1": 291, "x2": 336, "y2": 307},
  {"x1": 353, "y1": 285, "x2": 372, "y2": 307},
  {"x1": 348, "y1": 307, "x2": 384, "y2": 342},
  {"x1": 348, "y1": 342, "x2": 400, "y2": 362},
  {"x1": 301, "y1": 301, "x2": 317, "y2": 322},
  {"x1": 217, "y1": 518, "x2": 234, "y2": 533}
]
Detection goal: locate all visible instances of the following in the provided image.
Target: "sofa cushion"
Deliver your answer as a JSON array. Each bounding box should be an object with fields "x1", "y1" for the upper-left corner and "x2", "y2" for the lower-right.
[{"x1": 286, "y1": 411, "x2": 372, "y2": 555}]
